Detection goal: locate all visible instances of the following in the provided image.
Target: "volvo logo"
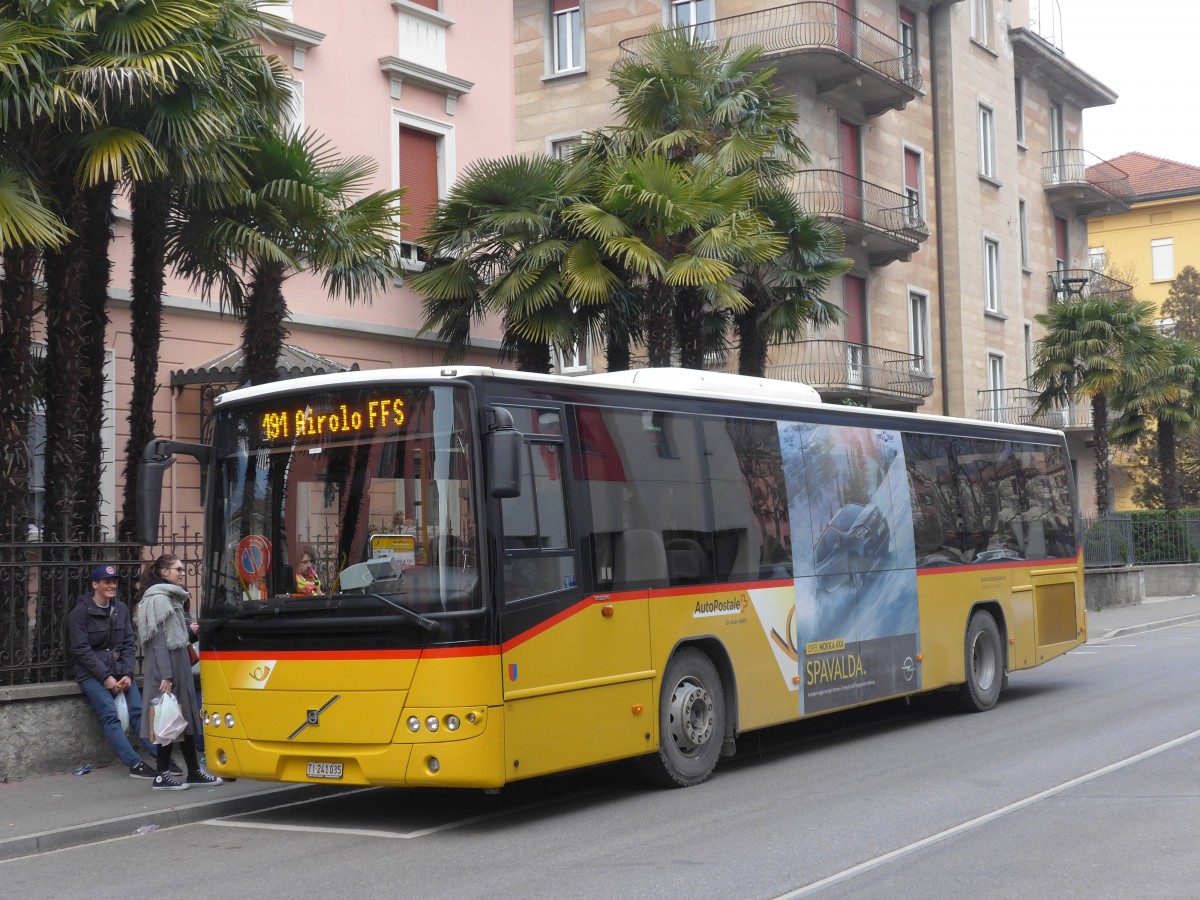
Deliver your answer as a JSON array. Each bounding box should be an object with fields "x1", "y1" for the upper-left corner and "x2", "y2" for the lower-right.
[{"x1": 288, "y1": 694, "x2": 340, "y2": 740}]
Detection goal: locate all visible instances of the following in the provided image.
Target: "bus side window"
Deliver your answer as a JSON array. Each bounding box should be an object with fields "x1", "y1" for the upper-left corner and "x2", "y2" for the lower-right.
[{"x1": 500, "y1": 419, "x2": 576, "y2": 602}]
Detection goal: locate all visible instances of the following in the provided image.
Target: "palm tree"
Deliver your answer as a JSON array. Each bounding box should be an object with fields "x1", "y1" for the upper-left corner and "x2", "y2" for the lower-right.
[
  {"x1": 733, "y1": 188, "x2": 849, "y2": 377},
  {"x1": 1031, "y1": 294, "x2": 1163, "y2": 515},
  {"x1": 169, "y1": 129, "x2": 405, "y2": 387},
  {"x1": 1111, "y1": 336, "x2": 1200, "y2": 513},
  {"x1": 118, "y1": 1, "x2": 291, "y2": 541}
]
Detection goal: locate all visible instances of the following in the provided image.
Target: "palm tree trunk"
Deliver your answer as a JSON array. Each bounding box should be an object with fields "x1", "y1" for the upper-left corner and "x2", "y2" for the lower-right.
[
  {"x1": 1158, "y1": 417, "x2": 1180, "y2": 513},
  {"x1": 605, "y1": 317, "x2": 631, "y2": 372},
  {"x1": 0, "y1": 247, "x2": 40, "y2": 542},
  {"x1": 41, "y1": 185, "x2": 89, "y2": 542},
  {"x1": 675, "y1": 287, "x2": 705, "y2": 369},
  {"x1": 645, "y1": 282, "x2": 674, "y2": 368},
  {"x1": 736, "y1": 285, "x2": 769, "y2": 377},
  {"x1": 514, "y1": 335, "x2": 551, "y2": 373},
  {"x1": 120, "y1": 178, "x2": 172, "y2": 541},
  {"x1": 240, "y1": 263, "x2": 290, "y2": 387},
  {"x1": 1091, "y1": 393, "x2": 1110, "y2": 516},
  {"x1": 74, "y1": 181, "x2": 114, "y2": 542}
]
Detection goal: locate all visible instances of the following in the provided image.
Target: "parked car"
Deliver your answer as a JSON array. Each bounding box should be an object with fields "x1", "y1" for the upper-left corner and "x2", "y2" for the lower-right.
[{"x1": 815, "y1": 502, "x2": 890, "y2": 592}]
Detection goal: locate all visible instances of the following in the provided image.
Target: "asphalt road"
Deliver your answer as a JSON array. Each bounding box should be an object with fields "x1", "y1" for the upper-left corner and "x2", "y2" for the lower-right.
[{"x1": 5, "y1": 619, "x2": 1200, "y2": 899}]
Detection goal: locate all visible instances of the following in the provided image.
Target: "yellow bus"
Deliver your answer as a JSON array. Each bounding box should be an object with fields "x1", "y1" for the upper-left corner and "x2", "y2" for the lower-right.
[{"x1": 138, "y1": 366, "x2": 1085, "y2": 788}]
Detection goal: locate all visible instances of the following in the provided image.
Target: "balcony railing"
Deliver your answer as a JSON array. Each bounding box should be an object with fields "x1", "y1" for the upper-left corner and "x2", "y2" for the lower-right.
[
  {"x1": 975, "y1": 387, "x2": 1093, "y2": 430},
  {"x1": 618, "y1": 2, "x2": 920, "y2": 115},
  {"x1": 793, "y1": 169, "x2": 928, "y2": 266},
  {"x1": 763, "y1": 339, "x2": 933, "y2": 404},
  {"x1": 1043, "y1": 149, "x2": 1134, "y2": 216},
  {"x1": 1047, "y1": 268, "x2": 1133, "y2": 302}
]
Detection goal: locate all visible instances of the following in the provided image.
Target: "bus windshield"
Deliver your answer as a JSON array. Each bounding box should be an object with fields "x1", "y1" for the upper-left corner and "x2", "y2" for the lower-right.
[{"x1": 203, "y1": 384, "x2": 480, "y2": 620}]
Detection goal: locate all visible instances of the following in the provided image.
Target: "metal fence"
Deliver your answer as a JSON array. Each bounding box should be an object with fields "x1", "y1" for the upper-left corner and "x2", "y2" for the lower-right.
[
  {"x1": 1081, "y1": 515, "x2": 1200, "y2": 569},
  {"x1": 0, "y1": 524, "x2": 203, "y2": 686}
]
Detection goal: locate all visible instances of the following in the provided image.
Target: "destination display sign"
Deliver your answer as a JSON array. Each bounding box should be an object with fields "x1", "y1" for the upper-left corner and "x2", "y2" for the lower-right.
[{"x1": 259, "y1": 395, "x2": 408, "y2": 444}]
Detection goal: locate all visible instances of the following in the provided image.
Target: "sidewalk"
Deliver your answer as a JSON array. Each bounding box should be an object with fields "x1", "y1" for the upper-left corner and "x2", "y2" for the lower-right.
[{"x1": 4, "y1": 595, "x2": 1200, "y2": 862}]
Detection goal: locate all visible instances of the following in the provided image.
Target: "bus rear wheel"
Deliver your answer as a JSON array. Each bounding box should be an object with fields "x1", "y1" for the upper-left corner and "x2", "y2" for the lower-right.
[
  {"x1": 955, "y1": 610, "x2": 1004, "y2": 712},
  {"x1": 639, "y1": 647, "x2": 725, "y2": 787}
]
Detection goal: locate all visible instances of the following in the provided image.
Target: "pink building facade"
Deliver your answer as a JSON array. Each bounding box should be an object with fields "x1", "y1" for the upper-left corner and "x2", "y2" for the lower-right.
[{"x1": 47, "y1": 1, "x2": 515, "y2": 540}]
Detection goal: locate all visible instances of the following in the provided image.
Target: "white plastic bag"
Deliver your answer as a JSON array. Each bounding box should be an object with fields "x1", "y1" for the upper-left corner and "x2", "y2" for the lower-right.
[
  {"x1": 151, "y1": 692, "x2": 187, "y2": 745},
  {"x1": 114, "y1": 691, "x2": 129, "y2": 731}
]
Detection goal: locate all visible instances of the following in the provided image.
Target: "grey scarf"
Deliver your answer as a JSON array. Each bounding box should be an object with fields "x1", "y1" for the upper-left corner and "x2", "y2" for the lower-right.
[{"x1": 135, "y1": 582, "x2": 190, "y2": 652}]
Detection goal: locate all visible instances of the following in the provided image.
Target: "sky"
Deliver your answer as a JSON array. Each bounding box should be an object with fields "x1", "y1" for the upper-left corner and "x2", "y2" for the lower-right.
[{"x1": 1054, "y1": 0, "x2": 1200, "y2": 167}]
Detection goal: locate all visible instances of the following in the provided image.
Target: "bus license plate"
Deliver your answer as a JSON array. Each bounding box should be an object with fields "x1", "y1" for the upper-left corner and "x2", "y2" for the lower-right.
[{"x1": 307, "y1": 762, "x2": 343, "y2": 779}]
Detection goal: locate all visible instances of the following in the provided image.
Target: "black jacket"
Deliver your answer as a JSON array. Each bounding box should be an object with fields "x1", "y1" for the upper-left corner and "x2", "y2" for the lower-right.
[{"x1": 67, "y1": 593, "x2": 138, "y2": 684}]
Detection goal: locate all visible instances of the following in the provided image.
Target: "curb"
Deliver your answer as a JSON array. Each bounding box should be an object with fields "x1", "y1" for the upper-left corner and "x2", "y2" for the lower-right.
[
  {"x1": 1098, "y1": 612, "x2": 1200, "y2": 641},
  {"x1": 0, "y1": 783, "x2": 315, "y2": 862}
]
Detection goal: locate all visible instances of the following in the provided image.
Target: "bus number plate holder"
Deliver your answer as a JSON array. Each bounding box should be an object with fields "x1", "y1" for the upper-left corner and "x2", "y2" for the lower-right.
[{"x1": 307, "y1": 762, "x2": 343, "y2": 779}]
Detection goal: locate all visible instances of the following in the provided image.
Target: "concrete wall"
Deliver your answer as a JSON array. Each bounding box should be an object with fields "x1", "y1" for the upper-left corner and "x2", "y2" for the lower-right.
[
  {"x1": 1083, "y1": 566, "x2": 1144, "y2": 611},
  {"x1": 0, "y1": 683, "x2": 118, "y2": 782},
  {"x1": 1143, "y1": 563, "x2": 1200, "y2": 598}
]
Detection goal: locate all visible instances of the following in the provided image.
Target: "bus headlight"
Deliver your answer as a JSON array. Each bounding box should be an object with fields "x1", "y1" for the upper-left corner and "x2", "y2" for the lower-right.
[
  {"x1": 224, "y1": 713, "x2": 235, "y2": 728},
  {"x1": 445, "y1": 715, "x2": 461, "y2": 731},
  {"x1": 425, "y1": 716, "x2": 440, "y2": 732},
  {"x1": 407, "y1": 716, "x2": 421, "y2": 733}
]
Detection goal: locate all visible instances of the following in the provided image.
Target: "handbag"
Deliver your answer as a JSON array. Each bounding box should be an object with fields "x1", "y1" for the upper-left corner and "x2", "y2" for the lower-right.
[{"x1": 187, "y1": 642, "x2": 200, "y2": 666}]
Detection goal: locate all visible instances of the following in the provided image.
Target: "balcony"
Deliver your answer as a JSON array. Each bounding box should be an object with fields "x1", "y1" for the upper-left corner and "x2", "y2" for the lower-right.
[
  {"x1": 617, "y1": 2, "x2": 920, "y2": 118},
  {"x1": 762, "y1": 340, "x2": 933, "y2": 407},
  {"x1": 1043, "y1": 149, "x2": 1133, "y2": 217},
  {"x1": 793, "y1": 169, "x2": 928, "y2": 266},
  {"x1": 976, "y1": 387, "x2": 1092, "y2": 431},
  {"x1": 1047, "y1": 268, "x2": 1133, "y2": 303}
]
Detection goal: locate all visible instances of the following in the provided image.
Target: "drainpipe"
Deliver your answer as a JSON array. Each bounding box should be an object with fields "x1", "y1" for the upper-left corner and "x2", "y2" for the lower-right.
[{"x1": 930, "y1": 2, "x2": 950, "y2": 416}]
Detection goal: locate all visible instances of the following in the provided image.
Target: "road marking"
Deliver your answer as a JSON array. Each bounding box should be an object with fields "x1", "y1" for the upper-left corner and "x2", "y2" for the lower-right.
[
  {"x1": 775, "y1": 726, "x2": 1200, "y2": 899},
  {"x1": 203, "y1": 785, "x2": 601, "y2": 839}
]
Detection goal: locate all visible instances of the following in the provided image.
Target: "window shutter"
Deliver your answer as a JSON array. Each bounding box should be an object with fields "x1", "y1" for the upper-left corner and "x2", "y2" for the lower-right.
[
  {"x1": 408, "y1": 0, "x2": 439, "y2": 9},
  {"x1": 904, "y1": 148, "x2": 920, "y2": 192},
  {"x1": 552, "y1": 0, "x2": 579, "y2": 10},
  {"x1": 844, "y1": 276, "x2": 866, "y2": 344},
  {"x1": 399, "y1": 126, "x2": 439, "y2": 242}
]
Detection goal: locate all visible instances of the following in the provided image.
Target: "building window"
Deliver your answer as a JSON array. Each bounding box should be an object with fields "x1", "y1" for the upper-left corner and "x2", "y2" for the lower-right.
[
  {"x1": 904, "y1": 147, "x2": 923, "y2": 226},
  {"x1": 1152, "y1": 238, "x2": 1175, "y2": 281},
  {"x1": 987, "y1": 352, "x2": 1005, "y2": 420},
  {"x1": 1054, "y1": 216, "x2": 1068, "y2": 274},
  {"x1": 550, "y1": 136, "x2": 581, "y2": 160},
  {"x1": 984, "y1": 238, "x2": 1001, "y2": 314},
  {"x1": 1014, "y1": 76, "x2": 1024, "y2": 144},
  {"x1": 978, "y1": 104, "x2": 995, "y2": 179},
  {"x1": 283, "y1": 78, "x2": 304, "y2": 135},
  {"x1": 671, "y1": 0, "x2": 715, "y2": 42},
  {"x1": 555, "y1": 331, "x2": 591, "y2": 375},
  {"x1": 551, "y1": 1, "x2": 583, "y2": 74},
  {"x1": 1156, "y1": 317, "x2": 1177, "y2": 338},
  {"x1": 899, "y1": 8, "x2": 916, "y2": 82},
  {"x1": 970, "y1": 0, "x2": 991, "y2": 46},
  {"x1": 1018, "y1": 199, "x2": 1029, "y2": 270},
  {"x1": 908, "y1": 290, "x2": 930, "y2": 373},
  {"x1": 1088, "y1": 246, "x2": 1107, "y2": 273},
  {"x1": 1024, "y1": 322, "x2": 1033, "y2": 380},
  {"x1": 399, "y1": 124, "x2": 440, "y2": 266}
]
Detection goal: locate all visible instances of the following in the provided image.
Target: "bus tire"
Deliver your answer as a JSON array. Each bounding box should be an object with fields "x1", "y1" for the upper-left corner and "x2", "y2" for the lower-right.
[
  {"x1": 639, "y1": 647, "x2": 725, "y2": 788},
  {"x1": 955, "y1": 610, "x2": 1004, "y2": 712}
]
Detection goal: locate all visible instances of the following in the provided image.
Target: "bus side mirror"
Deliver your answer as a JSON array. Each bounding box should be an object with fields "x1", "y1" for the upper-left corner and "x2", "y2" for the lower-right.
[
  {"x1": 136, "y1": 455, "x2": 174, "y2": 546},
  {"x1": 486, "y1": 407, "x2": 522, "y2": 499}
]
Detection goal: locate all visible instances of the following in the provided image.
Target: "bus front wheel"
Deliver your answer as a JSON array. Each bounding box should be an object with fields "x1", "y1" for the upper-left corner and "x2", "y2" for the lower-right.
[
  {"x1": 956, "y1": 610, "x2": 1004, "y2": 712},
  {"x1": 639, "y1": 647, "x2": 725, "y2": 787}
]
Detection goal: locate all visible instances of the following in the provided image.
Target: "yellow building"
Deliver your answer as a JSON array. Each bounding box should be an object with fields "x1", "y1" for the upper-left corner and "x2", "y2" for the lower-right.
[
  {"x1": 1088, "y1": 152, "x2": 1200, "y2": 319},
  {"x1": 1088, "y1": 152, "x2": 1200, "y2": 509}
]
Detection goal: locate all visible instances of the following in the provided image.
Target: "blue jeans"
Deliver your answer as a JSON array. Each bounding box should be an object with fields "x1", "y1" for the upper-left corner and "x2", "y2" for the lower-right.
[{"x1": 78, "y1": 677, "x2": 156, "y2": 768}]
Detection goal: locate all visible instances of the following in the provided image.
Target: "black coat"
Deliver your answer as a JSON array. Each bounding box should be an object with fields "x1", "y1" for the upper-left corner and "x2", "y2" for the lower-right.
[{"x1": 67, "y1": 593, "x2": 138, "y2": 684}]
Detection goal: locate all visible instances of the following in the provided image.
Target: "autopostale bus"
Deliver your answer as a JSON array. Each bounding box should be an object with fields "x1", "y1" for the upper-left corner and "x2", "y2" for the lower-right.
[{"x1": 138, "y1": 366, "x2": 1085, "y2": 788}]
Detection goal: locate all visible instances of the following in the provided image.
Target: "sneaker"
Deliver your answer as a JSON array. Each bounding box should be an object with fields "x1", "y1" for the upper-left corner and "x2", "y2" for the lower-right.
[
  {"x1": 129, "y1": 761, "x2": 156, "y2": 779},
  {"x1": 151, "y1": 773, "x2": 190, "y2": 791},
  {"x1": 186, "y1": 770, "x2": 224, "y2": 786}
]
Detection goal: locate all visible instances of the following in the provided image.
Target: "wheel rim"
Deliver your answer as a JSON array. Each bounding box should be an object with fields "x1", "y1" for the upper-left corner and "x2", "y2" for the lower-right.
[
  {"x1": 970, "y1": 630, "x2": 997, "y2": 691},
  {"x1": 668, "y1": 676, "x2": 714, "y2": 757}
]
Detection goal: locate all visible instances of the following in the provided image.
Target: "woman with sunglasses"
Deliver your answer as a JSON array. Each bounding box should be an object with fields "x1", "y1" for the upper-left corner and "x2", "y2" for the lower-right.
[{"x1": 135, "y1": 554, "x2": 223, "y2": 791}]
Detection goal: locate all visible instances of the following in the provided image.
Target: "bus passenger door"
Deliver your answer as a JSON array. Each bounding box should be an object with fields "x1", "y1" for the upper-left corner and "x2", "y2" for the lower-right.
[{"x1": 497, "y1": 405, "x2": 653, "y2": 780}]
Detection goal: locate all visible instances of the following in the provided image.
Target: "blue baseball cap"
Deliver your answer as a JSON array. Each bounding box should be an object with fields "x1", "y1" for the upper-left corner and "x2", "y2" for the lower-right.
[{"x1": 90, "y1": 564, "x2": 118, "y2": 582}]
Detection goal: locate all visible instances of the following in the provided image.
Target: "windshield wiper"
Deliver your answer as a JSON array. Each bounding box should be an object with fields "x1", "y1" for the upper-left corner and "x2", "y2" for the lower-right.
[{"x1": 349, "y1": 592, "x2": 440, "y2": 638}]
